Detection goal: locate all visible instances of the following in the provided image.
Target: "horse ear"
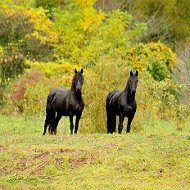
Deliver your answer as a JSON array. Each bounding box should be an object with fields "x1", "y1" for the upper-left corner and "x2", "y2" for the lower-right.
[
  {"x1": 81, "y1": 68, "x2": 83, "y2": 74},
  {"x1": 74, "y1": 69, "x2": 77, "y2": 74},
  {"x1": 135, "y1": 70, "x2": 138, "y2": 76},
  {"x1": 130, "y1": 70, "x2": 133, "y2": 76}
]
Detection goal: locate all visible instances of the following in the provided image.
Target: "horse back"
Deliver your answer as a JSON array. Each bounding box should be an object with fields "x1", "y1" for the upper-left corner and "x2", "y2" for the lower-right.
[
  {"x1": 46, "y1": 88, "x2": 68, "y2": 111},
  {"x1": 47, "y1": 88, "x2": 84, "y2": 115},
  {"x1": 106, "y1": 90, "x2": 122, "y2": 110}
]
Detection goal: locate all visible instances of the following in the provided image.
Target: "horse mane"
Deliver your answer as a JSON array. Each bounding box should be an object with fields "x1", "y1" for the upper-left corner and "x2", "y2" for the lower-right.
[{"x1": 71, "y1": 74, "x2": 76, "y2": 91}]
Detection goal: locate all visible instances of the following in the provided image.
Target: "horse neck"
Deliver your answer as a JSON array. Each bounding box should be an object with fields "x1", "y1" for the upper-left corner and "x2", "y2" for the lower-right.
[
  {"x1": 70, "y1": 84, "x2": 82, "y2": 101},
  {"x1": 75, "y1": 91, "x2": 82, "y2": 101},
  {"x1": 71, "y1": 79, "x2": 75, "y2": 91},
  {"x1": 124, "y1": 86, "x2": 135, "y2": 103}
]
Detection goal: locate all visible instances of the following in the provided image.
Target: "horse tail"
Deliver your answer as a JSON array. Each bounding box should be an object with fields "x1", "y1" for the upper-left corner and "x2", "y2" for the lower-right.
[
  {"x1": 106, "y1": 94, "x2": 116, "y2": 133},
  {"x1": 46, "y1": 92, "x2": 55, "y2": 118},
  {"x1": 46, "y1": 92, "x2": 53, "y2": 110},
  {"x1": 43, "y1": 91, "x2": 56, "y2": 135}
]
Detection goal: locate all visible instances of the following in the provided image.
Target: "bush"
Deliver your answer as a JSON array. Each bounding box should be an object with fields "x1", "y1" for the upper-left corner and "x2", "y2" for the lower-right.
[
  {"x1": 0, "y1": 2, "x2": 188, "y2": 133},
  {"x1": 126, "y1": 42, "x2": 176, "y2": 80},
  {"x1": 25, "y1": 60, "x2": 82, "y2": 80},
  {"x1": 0, "y1": 46, "x2": 25, "y2": 82},
  {"x1": 8, "y1": 71, "x2": 46, "y2": 113},
  {"x1": 0, "y1": 5, "x2": 59, "y2": 61},
  {"x1": 148, "y1": 58, "x2": 169, "y2": 81}
]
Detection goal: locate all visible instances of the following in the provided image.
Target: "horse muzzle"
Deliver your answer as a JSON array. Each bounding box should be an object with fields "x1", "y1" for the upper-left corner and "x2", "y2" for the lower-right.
[
  {"x1": 130, "y1": 90, "x2": 136, "y2": 94},
  {"x1": 76, "y1": 88, "x2": 82, "y2": 93}
]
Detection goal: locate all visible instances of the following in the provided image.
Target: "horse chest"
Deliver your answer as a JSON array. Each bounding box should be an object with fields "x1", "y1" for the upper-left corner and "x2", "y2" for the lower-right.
[
  {"x1": 68, "y1": 101, "x2": 83, "y2": 113},
  {"x1": 119, "y1": 102, "x2": 134, "y2": 116}
]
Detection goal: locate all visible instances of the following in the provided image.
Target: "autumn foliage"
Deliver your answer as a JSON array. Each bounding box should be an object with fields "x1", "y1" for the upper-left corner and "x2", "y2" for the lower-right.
[{"x1": 0, "y1": 0, "x2": 189, "y2": 132}]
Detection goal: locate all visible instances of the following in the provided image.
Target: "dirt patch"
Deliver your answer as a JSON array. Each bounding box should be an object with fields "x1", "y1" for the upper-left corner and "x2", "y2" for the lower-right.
[
  {"x1": 16, "y1": 157, "x2": 27, "y2": 171},
  {"x1": 28, "y1": 160, "x2": 49, "y2": 175},
  {"x1": 59, "y1": 148, "x2": 71, "y2": 154},
  {"x1": 33, "y1": 150, "x2": 49, "y2": 160},
  {"x1": 13, "y1": 150, "x2": 50, "y2": 175},
  {"x1": 68, "y1": 149, "x2": 98, "y2": 169},
  {"x1": 69, "y1": 156, "x2": 87, "y2": 168},
  {"x1": 0, "y1": 145, "x2": 5, "y2": 152}
]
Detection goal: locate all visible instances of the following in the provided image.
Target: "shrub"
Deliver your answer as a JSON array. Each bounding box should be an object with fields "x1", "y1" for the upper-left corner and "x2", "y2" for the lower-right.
[
  {"x1": 9, "y1": 71, "x2": 46, "y2": 113},
  {"x1": 22, "y1": 76, "x2": 62, "y2": 114},
  {"x1": 126, "y1": 42, "x2": 177, "y2": 80},
  {"x1": 0, "y1": 5, "x2": 59, "y2": 62},
  {"x1": 25, "y1": 60, "x2": 82, "y2": 80},
  {"x1": 0, "y1": 4, "x2": 60, "y2": 83},
  {"x1": 0, "y1": 46, "x2": 25, "y2": 82}
]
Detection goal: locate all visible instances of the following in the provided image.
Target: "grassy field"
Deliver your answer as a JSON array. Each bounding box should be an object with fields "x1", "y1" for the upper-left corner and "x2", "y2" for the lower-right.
[{"x1": 0, "y1": 115, "x2": 190, "y2": 190}]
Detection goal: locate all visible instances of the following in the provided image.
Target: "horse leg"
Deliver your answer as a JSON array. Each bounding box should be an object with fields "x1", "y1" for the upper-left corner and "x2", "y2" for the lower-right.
[
  {"x1": 74, "y1": 114, "x2": 81, "y2": 134},
  {"x1": 51, "y1": 113, "x2": 62, "y2": 135},
  {"x1": 43, "y1": 109, "x2": 54, "y2": 135},
  {"x1": 69, "y1": 115, "x2": 74, "y2": 135},
  {"x1": 126, "y1": 117, "x2": 133, "y2": 133},
  {"x1": 48, "y1": 110, "x2": 55, "y2": 134},
  {"x1": 48, "y1": 124, "x2": 51, "y2": 134},
  {"x1": 106, "y1": 112, "x2": 110, "y2": 133},
  {"x1": 43, "y1": 117, "x2": 49, "y2": 135},
  {"x1": 118, "y1": 113, "x2": 124, "y2": 134},
  {"x1": 106, "y1": 111, "x2": 116, "y2": 134}
]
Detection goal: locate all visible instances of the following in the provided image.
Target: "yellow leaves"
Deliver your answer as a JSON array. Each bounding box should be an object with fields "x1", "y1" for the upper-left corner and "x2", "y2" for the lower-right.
[
  {"x1": 126, "y1": 42, "x2": 177, "y2": 73},
  {"x1": 25, "y1": 61, "x2": 91, "y2": 89},
  {"x1": 0, "y1": 5, "x2": 16, "y2": 16},
  {"x1": 80, "y1": 9, "x2": 104, "y2": 32},
  {"x1": 25, "y1": 60, "x2": 82, "y2": 78},
  {"x1": 0, "y1": 5, "x2": 59, "y2": 44},
  {"x1": 25, "y1": 8, "x2": 59, "y2": 44},
  {"x1": 75, "y1": 0, "x2": 97, "y2": 9}
]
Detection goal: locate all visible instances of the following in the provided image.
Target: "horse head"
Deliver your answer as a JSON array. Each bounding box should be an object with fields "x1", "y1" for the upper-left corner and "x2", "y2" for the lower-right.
[
  {"x1": 127, "y1": 70, "x2": 138, "y2": 94},
  {"x1": 73, "y1": 69, "x2": 84, "y2": 94}
]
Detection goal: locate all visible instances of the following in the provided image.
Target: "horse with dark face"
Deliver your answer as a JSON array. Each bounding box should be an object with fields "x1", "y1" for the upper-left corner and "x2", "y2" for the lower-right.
[
  {"x1": 43, "y1": 69, "x2": 84, "y2": 135},
  {"x1": 106, "y1": 70, "x2": 138, "y2": 134}
]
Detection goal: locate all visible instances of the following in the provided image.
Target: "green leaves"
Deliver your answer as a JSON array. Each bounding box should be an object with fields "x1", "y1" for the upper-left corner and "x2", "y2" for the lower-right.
[{"x1": 148, "y1": 58, "x2": 169, "y2": 81}]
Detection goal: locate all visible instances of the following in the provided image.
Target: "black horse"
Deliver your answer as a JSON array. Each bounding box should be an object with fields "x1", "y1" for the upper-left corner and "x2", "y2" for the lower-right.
[
  {"x1": 43, "y1": 69, "x2": 84, "y2": 135},
  {"x1": 106, "y1": 70, "x2": 138, "y2": 134}
]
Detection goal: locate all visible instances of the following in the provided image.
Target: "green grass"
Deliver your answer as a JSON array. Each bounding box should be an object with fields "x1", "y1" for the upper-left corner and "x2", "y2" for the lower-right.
[{"x1": 0, "y1": 115, "x2": 190, "y2": 190}]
